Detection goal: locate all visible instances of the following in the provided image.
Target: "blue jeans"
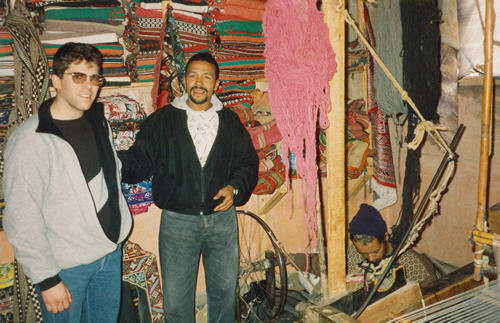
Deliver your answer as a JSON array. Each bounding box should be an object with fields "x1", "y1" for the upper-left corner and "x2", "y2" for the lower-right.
[
  {"x1": 36, "y1": 244, "x2": 122, "y2": 323},
  {"x1": 159, "y1": 207, "x2": 239, "y2": 323}
]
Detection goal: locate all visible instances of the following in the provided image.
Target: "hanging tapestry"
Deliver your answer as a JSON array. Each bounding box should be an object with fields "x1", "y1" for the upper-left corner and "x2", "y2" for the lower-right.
[
  {"x1": 12, "y1": 260, "x2": 43, "y2": 323},
  {"x1": 122, "y1": 241, "x2": 164, "y2": 323},
  {"x1": 363, "y1": 4, "x2": 397, "y2": 211},
  {"x1": 263, "y1": 0, "x2": 336, "y2": 248},
  {"x1": 373, "y1": 0, "x2": 406, "y2": 117},
  {"x1": 346, "y1": 99, "x2": 370, "y2": 180},
  {"x1": 100, "y1": 94, "x2": 154, "y2": 215},
  {"x1": 154, "y1": 7, "x2": 185, "y2": 110},
  {"x1": 5, "y1": 0, "x2": 49, "y2": 137},
  {"x1": 398, "y1": 0, "x2": 441, "y2": 241}
]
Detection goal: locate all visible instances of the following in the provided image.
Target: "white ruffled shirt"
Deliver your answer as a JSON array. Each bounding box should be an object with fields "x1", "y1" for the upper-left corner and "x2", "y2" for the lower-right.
[{"x1": 171, "y1": 93, "x2": 223, "y2": 167}]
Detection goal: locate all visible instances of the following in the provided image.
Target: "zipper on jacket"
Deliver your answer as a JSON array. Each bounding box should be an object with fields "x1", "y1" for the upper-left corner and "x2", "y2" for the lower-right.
[{"x1": 200, "y1": 168, "x2": 205, "y2": 216}]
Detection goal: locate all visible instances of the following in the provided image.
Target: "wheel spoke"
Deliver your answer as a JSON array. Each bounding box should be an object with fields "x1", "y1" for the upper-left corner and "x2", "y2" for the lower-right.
[{"x1": 236, "y1": 210, "x2": 288, "y2": 322}]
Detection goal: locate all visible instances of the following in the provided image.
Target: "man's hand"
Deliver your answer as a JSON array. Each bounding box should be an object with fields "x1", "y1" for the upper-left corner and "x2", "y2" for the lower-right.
[
  {"x1": 213, "y1": 185, "x2": 235, "y2": 212},
  {"x1": 41, "y1": 282, "x2": 72, "y2": 314}
]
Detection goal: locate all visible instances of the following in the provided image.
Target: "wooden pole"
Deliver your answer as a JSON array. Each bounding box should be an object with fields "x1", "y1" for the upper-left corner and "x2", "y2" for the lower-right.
[
  {"x1": 473, "y1": 0, "x2": 495, "y2": 281},
  {"x1": 322, "y1": 0, "x2": 346, "y2": 298}
]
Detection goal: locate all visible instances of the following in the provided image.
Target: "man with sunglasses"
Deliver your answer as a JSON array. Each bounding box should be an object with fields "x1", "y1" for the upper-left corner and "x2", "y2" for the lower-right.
[
  {"x1": 3, "y1": 42, "x2": 132, "y2": 322},
  {"x1": 119, "y1": 52, "x2": 258, "y2": 322}
]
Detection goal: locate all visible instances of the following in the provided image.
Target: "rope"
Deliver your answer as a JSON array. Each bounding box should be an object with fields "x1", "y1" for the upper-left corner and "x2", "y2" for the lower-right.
[
  {"x1": 342, "y1": 9, "x2": 454, "y2": 157},
  {"x1": 399, "y1": 160, "x2": 456, "y2": 255},
  {"x1": 407, "y1": 121, "x2": 448, "y2": 150},
  {"x1": 357, "y1": 159, "x2": 456, "y2": 278}
]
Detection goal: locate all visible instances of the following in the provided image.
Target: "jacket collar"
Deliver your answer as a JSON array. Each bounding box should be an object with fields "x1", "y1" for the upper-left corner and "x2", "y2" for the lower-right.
[
  {"x1": 171, "y1": 93, "x2": 223, "y2": 112},
  {"x1": 36, "y1": 98, "x2": 104, "y2": 136}
]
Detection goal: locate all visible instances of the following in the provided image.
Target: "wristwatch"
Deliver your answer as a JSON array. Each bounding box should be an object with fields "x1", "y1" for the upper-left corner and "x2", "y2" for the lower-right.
[{"x1": 232, "y1": 186, "x2": 239, "y2": 196}]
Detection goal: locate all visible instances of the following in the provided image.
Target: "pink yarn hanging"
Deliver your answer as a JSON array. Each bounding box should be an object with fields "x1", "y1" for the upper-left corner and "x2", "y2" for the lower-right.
[{"x1": 263, "y1": 0, "x2": 336, "y2": 249}]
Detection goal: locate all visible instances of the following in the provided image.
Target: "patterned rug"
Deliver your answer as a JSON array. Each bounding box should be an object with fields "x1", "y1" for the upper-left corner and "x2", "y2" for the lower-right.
[{"x1": 122, "y1": 241, "x2": 164, "y2": 323}]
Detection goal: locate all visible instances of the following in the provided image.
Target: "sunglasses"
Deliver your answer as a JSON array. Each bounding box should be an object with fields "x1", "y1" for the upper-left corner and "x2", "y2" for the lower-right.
[{"x1": 63, "y1": 72, "x2": 105, "y2": 86}]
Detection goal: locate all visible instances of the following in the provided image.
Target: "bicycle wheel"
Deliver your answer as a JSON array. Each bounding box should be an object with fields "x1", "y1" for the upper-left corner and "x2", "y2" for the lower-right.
[{"x1": 236, "y1": 210, "x2": 287, "y2": 322}]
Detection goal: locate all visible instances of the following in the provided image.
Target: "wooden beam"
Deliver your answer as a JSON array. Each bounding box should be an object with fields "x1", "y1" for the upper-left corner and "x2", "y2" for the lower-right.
[
  {"x1": 474, "y1": 0, "x2": 495, "y2": 281},
  {"x1": 322, "y1": 0, "x2": 346, "y2": 298},
  {"x1": 359, "y1": 282, "x2": 423, "y2": 322}
]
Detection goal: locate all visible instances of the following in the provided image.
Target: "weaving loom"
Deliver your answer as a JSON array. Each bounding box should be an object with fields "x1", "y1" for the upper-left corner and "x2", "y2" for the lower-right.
[{"x1": 388, "y1": 280, "x2": 500, "y2": 322}]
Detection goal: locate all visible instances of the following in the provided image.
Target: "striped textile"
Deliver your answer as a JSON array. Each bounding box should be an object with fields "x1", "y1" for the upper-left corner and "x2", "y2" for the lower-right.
[
  {"x1": 43, "y1": 42, "x2": 125, "y2": 57},
  {"x1": 208, "y1": 18, "x2": 265, "y2": 80},
  {"x1": 216, "y1": 79, "x2": 255, "y2": 93},
  {"x1": 44, "y1": 6, "x2": 125, "y2": 25},
  {"x1": 154, "y1": 7, "x2": 185, "y2": 109},
  {"x1": 123, "y1": 3, "x2": 163, "y2": 83},
  {"x1": 25, "y1": 0, "x2": 120, "y2": 8},
  {"x1": 175, "y1": 19, "x2": 209, "y2": 60},
  {"x1": 43, "y1": 42, "x2": 131, "y2": 86},
  {"x1": 173, "y1": 0, "x2": 207, "y2": 4}
]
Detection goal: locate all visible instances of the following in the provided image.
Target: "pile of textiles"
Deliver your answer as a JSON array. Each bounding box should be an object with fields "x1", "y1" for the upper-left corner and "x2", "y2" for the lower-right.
[
  {"x1": 0, "y1": 27, "x2": 13, "y2": 217},
  {"x1": 33, "y1": 0, "x2": 131, "y2": 86},
  {"x1": 99, "y1": 94, "x2": 154, "y2": 215},
  {"x1": 123, "y1": 2, "x2": 164, "y2": 83},
  {"x1": 0, "y1": 27, "x2": 13, "y2": 95},
  {"x1": 170, "y1": 0, "x2": 210, "y2": 61},
  {"x1": 215, "y1": 79, "x2": 256, "y2": 127},
  {"x1": 248, "y1": 90, "x2": 286, "y2": 195},
  {"x1": 208, "y1": 0, "x2": 265, "y2": 81},
  {"x1": 317, "y1": 99, "x2": 371, "y2": 180}
]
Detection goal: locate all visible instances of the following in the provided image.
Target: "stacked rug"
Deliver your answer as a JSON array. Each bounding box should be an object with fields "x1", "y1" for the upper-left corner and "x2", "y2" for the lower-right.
[
  {"x1": 37, "y1": 1, "x2": 131, "y2": 86},
  {"x1": 123, "y1": 3, "x2": 163, "y2": 83}
]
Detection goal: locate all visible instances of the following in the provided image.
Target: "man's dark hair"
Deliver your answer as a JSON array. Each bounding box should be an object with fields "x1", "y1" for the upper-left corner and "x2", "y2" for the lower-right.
[
  {"x1": 52, "y1": 42, "x2": 102, "y2": 77},
  {"x1": 350, "y1": 233, "x2": 385, "y2": 245},
  {"x1": 186, "y1": 52, "x2": 220, "y2": 80}
]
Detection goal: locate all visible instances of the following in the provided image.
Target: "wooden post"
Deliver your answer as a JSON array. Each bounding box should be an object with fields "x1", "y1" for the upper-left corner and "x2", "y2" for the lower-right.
[
  {"x1": 322, "y1": 0, "x2": 346, "y2": 298},
  {"x1": 474, "y1": 0, "x2": 495, "y2": 281}
]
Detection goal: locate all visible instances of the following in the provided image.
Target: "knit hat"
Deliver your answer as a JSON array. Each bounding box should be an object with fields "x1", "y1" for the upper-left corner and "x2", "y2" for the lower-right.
[{"x1": 348, "y1": 203, "x2": 387, "y2": 237}]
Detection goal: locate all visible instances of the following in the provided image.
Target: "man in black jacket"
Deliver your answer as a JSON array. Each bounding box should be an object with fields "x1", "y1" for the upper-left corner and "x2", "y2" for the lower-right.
[{"x1": 119, "y1": 52, "x2": 258, "y2": 323}]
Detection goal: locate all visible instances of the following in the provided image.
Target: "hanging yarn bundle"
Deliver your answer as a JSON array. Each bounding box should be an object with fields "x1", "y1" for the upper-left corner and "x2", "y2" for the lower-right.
[{"x1": 263, "y1": 0, "x2": 336, "y2": 249}]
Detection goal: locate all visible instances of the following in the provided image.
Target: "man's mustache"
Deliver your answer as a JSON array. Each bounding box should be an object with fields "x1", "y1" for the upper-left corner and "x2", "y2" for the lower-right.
[{"x1": 191, "y1": 86, "x2": 207, "y2": 92}]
